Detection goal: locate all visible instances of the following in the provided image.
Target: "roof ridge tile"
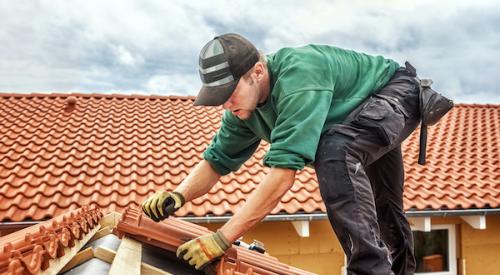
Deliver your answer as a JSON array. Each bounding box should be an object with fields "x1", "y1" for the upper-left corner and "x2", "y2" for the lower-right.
[{"x1": 115, "y1": 206, "x2": 316, "y2": 274}]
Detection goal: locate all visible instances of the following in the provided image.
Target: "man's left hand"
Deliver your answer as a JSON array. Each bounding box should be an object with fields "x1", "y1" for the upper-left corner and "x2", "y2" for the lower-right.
[{"x1": 176, "y1": 230, "x2": 231, "y2": 270}]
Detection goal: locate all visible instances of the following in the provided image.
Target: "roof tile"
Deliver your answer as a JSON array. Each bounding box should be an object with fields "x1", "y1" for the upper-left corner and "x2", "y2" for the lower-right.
[
  {"x1": 0, "y1": 207, "x2": 102, "y2": 275},
  {"x1": 0, "y1": 93, "x2": 499, "y2": 221},
  {"x1": 115, "y1": 206, "x2": 316, "y2": 275}
]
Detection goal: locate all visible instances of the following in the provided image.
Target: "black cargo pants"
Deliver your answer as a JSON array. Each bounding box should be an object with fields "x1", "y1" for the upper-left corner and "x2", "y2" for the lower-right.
[{"x1": 314, "y1": 65, "x2": 420, "y2": 275}]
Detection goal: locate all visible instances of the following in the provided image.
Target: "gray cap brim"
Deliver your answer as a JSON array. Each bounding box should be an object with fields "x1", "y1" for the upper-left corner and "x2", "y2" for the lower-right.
[{"x1": 193, "y1": 80, "x2": 239, "y2": 106}]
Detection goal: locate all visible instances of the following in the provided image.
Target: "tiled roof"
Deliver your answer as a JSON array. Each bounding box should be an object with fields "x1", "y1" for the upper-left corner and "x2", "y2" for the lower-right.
[
  {"x1": 0, "y1": 207, "x2": 102, "y2": 275},
  {"x1": 116, "y1": 206, "x2": 315, "y2": 275},
  {"x1": 0, "y1": 93, "x2": 499, "y2": 222},
  {"x1": 403, "y1": 103, "x2": 500, "y2": 210}
]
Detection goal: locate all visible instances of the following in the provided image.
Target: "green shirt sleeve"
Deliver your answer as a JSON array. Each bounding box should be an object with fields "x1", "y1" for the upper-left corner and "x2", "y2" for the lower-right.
[
  {"x1": 203, "y1": 110, "x2": 261, "y2": 175},
  {"x1": 264, "y1": 90, "x2": 333, "y2": 170}
]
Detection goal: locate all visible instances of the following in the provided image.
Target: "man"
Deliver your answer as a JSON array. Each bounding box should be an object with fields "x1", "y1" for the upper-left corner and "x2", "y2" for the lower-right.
[{"x1": 142, "y1": 33, "x2": 423, "y2": 274}]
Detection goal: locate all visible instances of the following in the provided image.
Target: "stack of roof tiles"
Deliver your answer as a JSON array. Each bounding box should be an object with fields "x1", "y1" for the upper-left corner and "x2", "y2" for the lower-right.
[
  {"x1": 0, "y1": 205, "x2": 317, "y2": 275},
  {"x1": 0, "y1": 207, "x2": 102, "y2": 275},
  {"x1": 0, "y1": 93, "x2": 499, "y2": 222},
  {"x1": 116, "y1": 206, "x2": 315, "y2": 275}
]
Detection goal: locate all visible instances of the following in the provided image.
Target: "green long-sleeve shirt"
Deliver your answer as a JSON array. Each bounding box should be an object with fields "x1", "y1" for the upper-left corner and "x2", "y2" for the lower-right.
[{"x1": 203, "y1": 44, "x2": 399, "y2": 175}]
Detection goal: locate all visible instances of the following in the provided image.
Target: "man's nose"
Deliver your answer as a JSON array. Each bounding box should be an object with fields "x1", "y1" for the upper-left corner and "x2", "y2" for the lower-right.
[{"x1": 223, "y1": 100, "x2": 231, "y2": 110}]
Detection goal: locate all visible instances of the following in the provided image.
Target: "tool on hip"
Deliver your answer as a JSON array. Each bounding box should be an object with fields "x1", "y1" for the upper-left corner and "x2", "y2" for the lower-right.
[{"x1": 414, "y1": 72, "x2": 454, "y2": 165}]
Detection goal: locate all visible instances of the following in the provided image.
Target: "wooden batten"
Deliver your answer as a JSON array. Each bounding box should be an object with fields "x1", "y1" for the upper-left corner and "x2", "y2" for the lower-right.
[
  {"x1": 89, "y1": 226, "x2": 114, "y2": 243},
  {"x1": 39, "y1": 224, "x2": 100, "y2": 275},
  {"x1": 109, "y1": 236, "x2": 143, "y2": 275},
  {"x1": 95, "y1": 245, "x2": 172, "y2": 275},
  {"x1": 59, "y1": 247, "x2": 94, "y2": 273},
  {"x1": 99, "y1": 212, "x2": 123, "y2": 228}
]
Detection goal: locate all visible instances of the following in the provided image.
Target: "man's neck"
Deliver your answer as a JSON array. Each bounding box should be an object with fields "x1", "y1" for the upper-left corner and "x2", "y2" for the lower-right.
[{"x1": 258, "y1": 69, "x2": 271, "y2": 104}]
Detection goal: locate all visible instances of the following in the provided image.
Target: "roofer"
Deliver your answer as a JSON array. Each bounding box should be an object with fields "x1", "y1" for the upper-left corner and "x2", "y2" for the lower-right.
[{"x1": 142, "y1": 33, "x2": 452, "y2": 274}]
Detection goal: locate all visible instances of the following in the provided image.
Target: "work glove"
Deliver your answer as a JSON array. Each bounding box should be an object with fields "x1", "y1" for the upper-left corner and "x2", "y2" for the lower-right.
[
  {"x1": 176, "y1": 230, "x2": 231, "y2": 270},
  {"x1": 141, "y1": 191, "x2": 185, "y2": 222}
]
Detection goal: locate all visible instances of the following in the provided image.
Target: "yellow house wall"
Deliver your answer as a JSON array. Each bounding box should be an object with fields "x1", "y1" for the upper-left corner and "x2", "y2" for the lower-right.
[
  {"x1": 202, "y1": 215, "x2": 500, "y2": 275},
  {"x1": 461, "y1": 215, "x2": 500, "y2": 275},
  {"x1": 204, "y1": 219, "x2": 344, "y2": 275}
]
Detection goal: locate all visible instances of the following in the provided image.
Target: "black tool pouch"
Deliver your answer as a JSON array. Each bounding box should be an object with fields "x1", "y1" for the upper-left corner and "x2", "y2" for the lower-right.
[{"x1": 416, "y1": 78, "x2": 454, "y2": 165}]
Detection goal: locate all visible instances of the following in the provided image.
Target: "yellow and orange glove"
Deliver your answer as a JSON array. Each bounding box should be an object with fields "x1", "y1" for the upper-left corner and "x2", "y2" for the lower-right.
[
  {"x1": 176, "y1": 230, "x2": 231, "y2": 270},
  {"x1": 141, "y1": 191, "x2": 185, "y2": 222}
]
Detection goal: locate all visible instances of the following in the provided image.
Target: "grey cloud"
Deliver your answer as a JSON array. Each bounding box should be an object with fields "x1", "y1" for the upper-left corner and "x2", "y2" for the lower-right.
[{"x1": 0, "y1": 0, "x2": 499, "y2": 103}]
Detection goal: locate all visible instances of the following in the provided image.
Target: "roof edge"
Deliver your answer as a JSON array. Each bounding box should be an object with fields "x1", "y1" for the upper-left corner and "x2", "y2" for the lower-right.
[
  {"x1": 405, "y1": 208, "x2": 500, "y2": 217},
  {"x1": 2, "y1": 209, "x2": 500, "y2": 228},
  {"x1": 179, "y1": 209, "x2": 500, "y2": 223},
  {"x1": 0, "y1": 92, "x2": 498, "y2": 107},
  {"x1": 0, "y1": 92, "x2": 196, "y2": 101}
]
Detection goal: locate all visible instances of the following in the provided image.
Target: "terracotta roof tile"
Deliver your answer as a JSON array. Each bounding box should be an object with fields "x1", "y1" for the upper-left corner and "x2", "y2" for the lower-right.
[
  {"x1": 0, "y1": 93, "x2": 499, "y2": 221},
  {"x1": 115, "y1": 206, "x2": 316, "y2": 275},
  {"x1": 402, "y1": 104, "x2": 500, "y2": 210},
  {"x1": 0, "y1": 207, "x2": 102, "y2": 275}
]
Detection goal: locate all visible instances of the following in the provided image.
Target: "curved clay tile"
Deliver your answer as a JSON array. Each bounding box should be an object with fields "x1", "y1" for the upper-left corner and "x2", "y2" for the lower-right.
[{"x1": 0, "y1": 94, "x2": 499, "y2": 221}]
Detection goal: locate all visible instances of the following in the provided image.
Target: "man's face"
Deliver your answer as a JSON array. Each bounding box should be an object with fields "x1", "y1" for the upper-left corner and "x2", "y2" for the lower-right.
[{"x1": 222, "y1": 74, "x2": 261, "y2": 120}]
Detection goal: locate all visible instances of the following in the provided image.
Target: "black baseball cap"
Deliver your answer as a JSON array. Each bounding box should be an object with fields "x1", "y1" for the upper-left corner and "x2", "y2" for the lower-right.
[{"x1": 194, "y1": 33, "x2": 259, "y2": 106}]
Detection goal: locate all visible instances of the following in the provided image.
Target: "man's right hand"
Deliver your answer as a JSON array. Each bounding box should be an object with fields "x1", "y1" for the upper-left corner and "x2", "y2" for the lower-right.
[{"x1": 141, "y1": 191, "x2": 185, "y2": 222}]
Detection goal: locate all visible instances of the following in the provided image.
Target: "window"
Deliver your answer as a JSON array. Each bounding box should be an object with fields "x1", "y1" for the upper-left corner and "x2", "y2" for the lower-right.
[{"x1": 413, "y1": 224, "x2": 457, "y2": 275}]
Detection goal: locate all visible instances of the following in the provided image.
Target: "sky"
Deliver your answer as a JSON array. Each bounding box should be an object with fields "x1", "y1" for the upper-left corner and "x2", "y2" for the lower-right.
[{"x1": 1, "y1": 0, "x2": 499, "y2": 103}]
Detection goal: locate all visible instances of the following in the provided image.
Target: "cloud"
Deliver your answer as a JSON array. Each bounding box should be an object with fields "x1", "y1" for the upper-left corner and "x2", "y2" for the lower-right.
[
  {"x1": 112, "y1": 45, "x2": 143, "y2": 68},
  {"x1": 145, "y1": 73, "x2": 198, "y2": 96},
  {"x1": 0, "y1": 0, "x2": 499, "y2": 103}
]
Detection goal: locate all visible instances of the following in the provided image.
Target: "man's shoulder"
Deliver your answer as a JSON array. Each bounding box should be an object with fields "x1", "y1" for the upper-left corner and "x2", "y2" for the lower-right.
[
  {"x1": 267, "y1": 45, "x2": 337, "y2": 96},
  {"x1": 268, "y1": 44, "x2": 345, "y2": 70},
  {"x1": 268, "y1": 44, "x2": 328, "y2": 59}
]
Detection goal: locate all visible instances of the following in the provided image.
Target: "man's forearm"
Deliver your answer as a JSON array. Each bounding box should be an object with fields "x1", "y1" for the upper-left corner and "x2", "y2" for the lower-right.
[
  {"x1": 174, "y1": 160, "x2": 221, "y2": 202},
  {"x1": 219, "y1": 167, "x2": 296, "y2": 243}
]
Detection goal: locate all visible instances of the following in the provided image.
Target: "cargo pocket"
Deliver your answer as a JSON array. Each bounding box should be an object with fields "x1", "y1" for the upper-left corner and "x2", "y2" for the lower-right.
[{"x1": 352, "y1": 98, "x2": 405, "y2": 146}]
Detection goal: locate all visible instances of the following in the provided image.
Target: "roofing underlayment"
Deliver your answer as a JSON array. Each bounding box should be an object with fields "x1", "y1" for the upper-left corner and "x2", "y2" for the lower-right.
[{"x1": 0, "y1": 93, "x2": 499, "y2": 222}]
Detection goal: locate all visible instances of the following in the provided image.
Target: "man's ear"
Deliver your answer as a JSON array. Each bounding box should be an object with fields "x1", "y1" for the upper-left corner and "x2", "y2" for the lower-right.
[{"x1": 253, "y1": 62, "x2": 265, "y2": 81}]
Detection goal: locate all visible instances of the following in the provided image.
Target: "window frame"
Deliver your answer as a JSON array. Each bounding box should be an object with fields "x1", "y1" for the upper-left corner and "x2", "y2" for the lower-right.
[{"x1": 414, "y1": 224, "x2": 457, "y2": 275}]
